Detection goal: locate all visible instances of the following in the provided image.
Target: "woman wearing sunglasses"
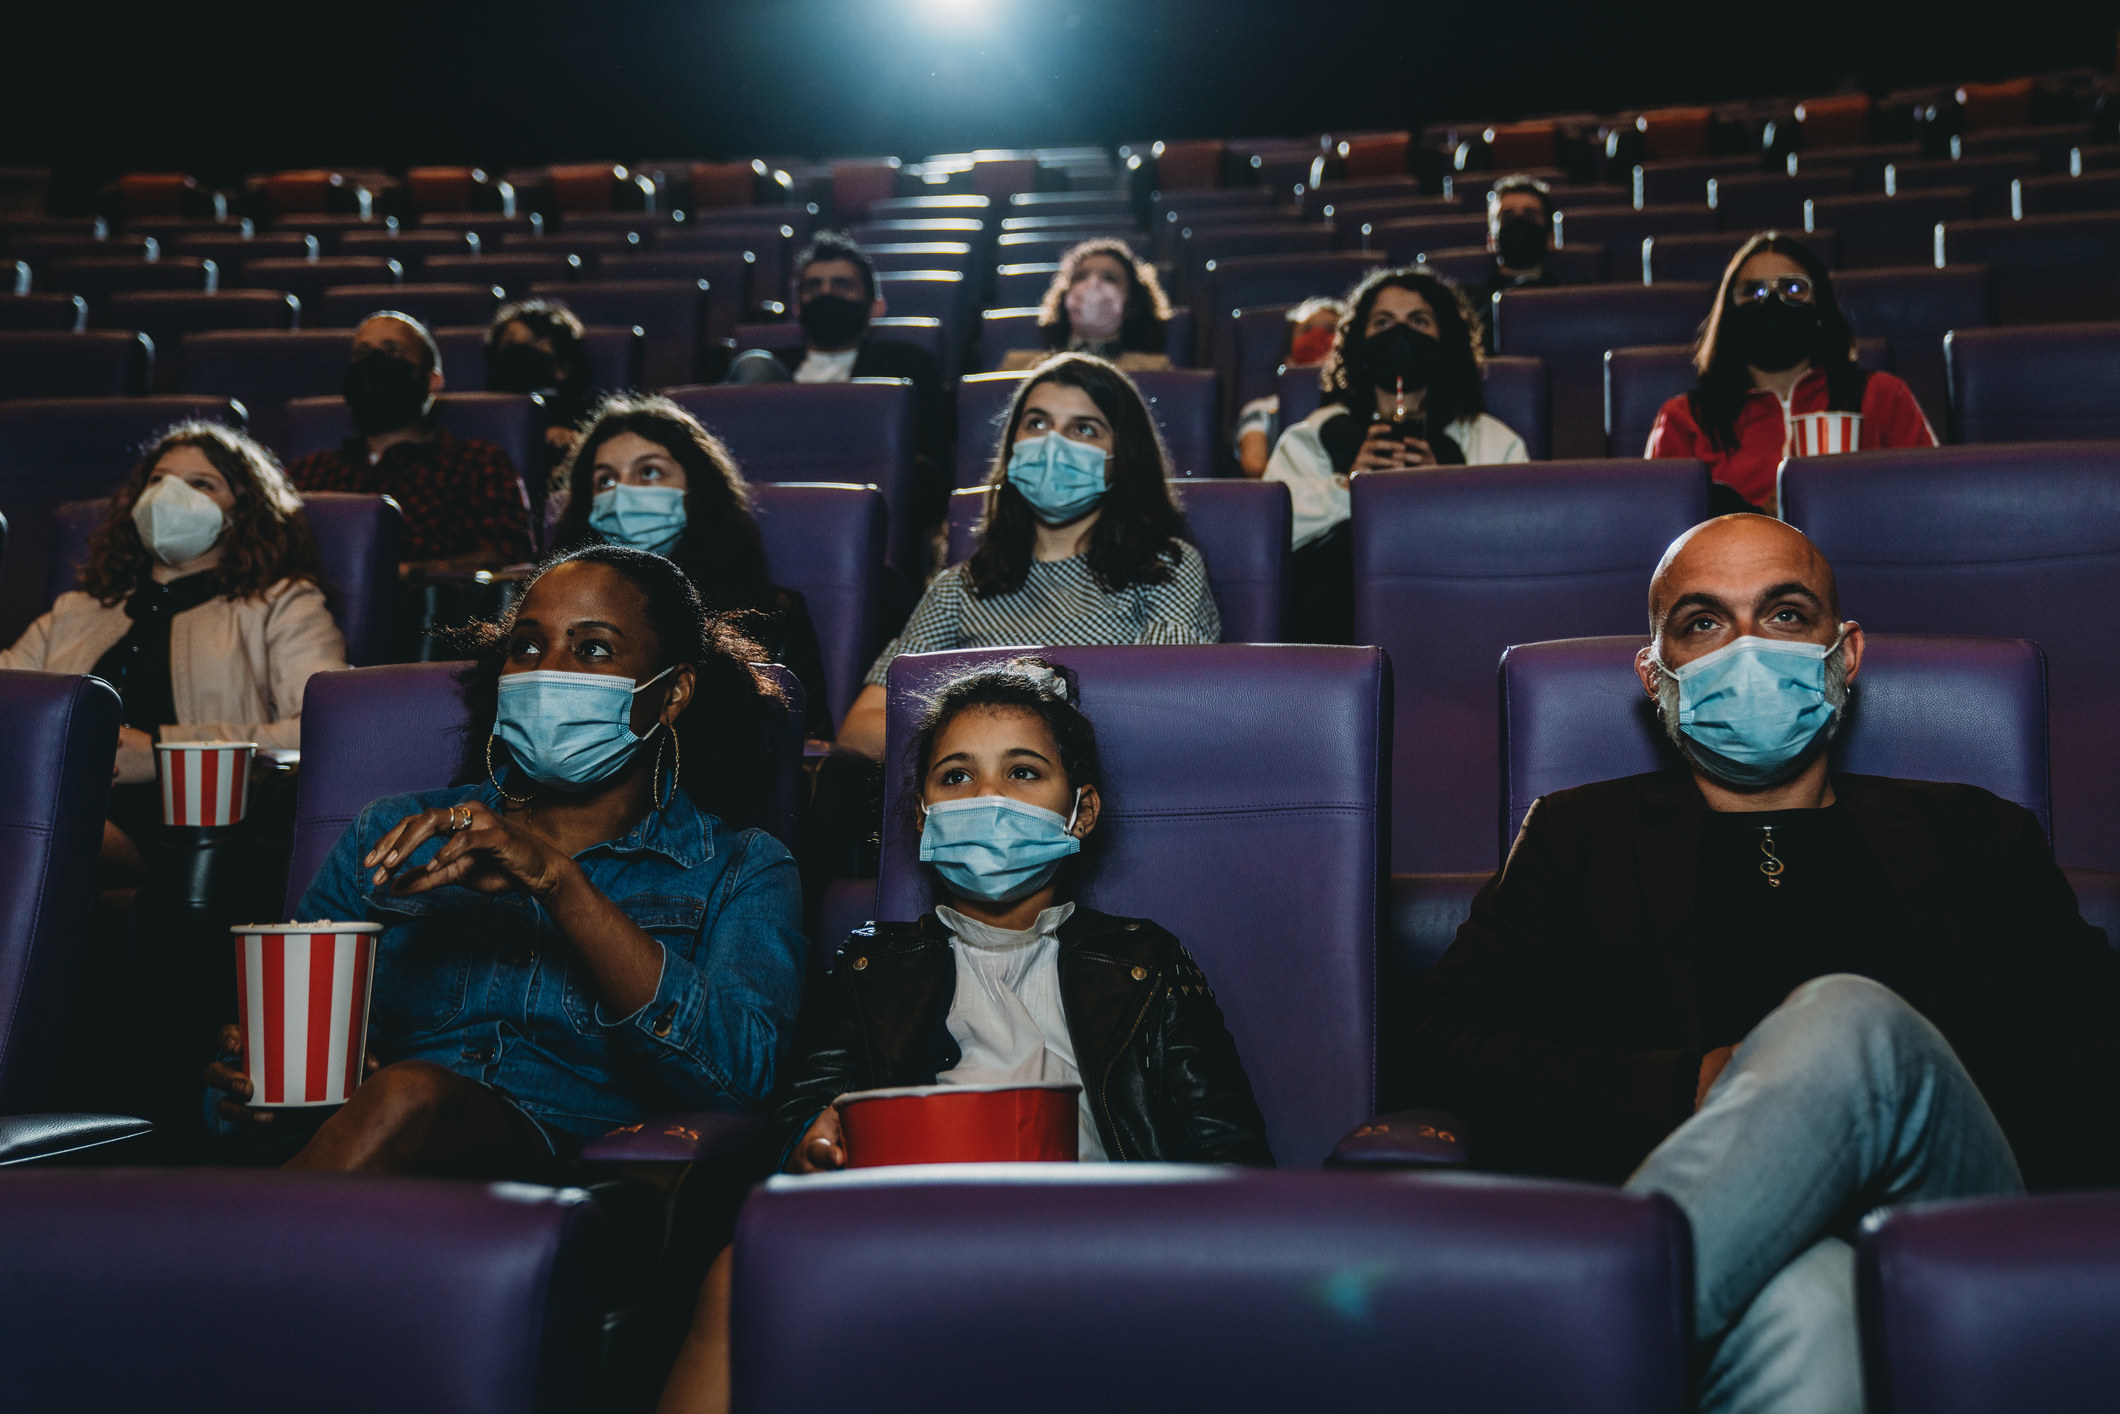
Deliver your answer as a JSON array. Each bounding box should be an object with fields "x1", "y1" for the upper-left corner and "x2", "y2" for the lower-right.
[{"x1": 1646, "y1": 232, "x2": 1934, "y2": 513}]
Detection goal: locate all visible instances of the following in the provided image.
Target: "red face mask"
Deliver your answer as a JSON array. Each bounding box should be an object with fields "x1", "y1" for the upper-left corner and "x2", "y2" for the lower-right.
[{"x1": 1289, "y1": 325, "x2": 1337, "y2": 366}]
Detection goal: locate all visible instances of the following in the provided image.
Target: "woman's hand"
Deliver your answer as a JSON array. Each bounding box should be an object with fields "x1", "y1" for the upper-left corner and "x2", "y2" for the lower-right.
[
  {"x1": 114, "y1": 726, "x2": 156, "y2": 785},
  {"x1": 788, "y1": 1105, "x2": 846, "y2": 1173},
  {"x1": 209, "y1": 1022, "x2": 380, "y2": 1126},
  {"x1": 363, "y1": 799, "x2": 574, "y2": 900},
  {"x1": 1350, "y1": 422, "x2": 1436, "y2": 473}
]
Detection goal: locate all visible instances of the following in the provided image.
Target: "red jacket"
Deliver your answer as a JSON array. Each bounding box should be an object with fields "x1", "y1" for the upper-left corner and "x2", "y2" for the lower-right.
[{"x1": 1645, "y1": 368, "x2": 1935, "y2": 508}]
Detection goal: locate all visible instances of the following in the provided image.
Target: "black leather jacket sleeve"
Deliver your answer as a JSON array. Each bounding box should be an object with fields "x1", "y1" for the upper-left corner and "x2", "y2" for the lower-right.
[{"x1": 1147, "y1": 945, "x2": 1275, "y2": 1166}]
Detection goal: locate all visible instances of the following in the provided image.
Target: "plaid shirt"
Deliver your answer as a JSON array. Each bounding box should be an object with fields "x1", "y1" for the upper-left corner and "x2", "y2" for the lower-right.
[{"x1": 286, "y1": 424, "x2": 533, "y2": 565}]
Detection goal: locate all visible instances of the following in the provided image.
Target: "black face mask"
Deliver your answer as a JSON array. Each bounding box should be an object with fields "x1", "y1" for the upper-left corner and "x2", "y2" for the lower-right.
[
  {"x1": 1724, "y1": 298, "x2": 1821, "y2": 373},
  {"x1": 1360, "y1": 323, "x2": 1442, "y2": 394},
  {"x1": 343, "y1": 351, "x2": 431, "y2": 435},
  {"x1": 799, "y1": 293, "x2": 869, "y2": 349},
  {"x1": 488, "y1": 342, "x2": 558, "y2": 393},
  {"x1": 1495, "y1": 215, "x2": 1548, "y2": 270}
]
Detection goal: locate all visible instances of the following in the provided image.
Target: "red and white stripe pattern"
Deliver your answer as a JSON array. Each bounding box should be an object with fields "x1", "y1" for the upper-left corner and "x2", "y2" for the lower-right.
[
  {"x1": 157, "y1": 742, "x2": 256, "y2": 827},
  {"x1": 233, "y1": 925, "x2": 381, "y2": 1107},
  {"x1": 1791, "y1": 411, "x2": 1864, "y2": 458}
]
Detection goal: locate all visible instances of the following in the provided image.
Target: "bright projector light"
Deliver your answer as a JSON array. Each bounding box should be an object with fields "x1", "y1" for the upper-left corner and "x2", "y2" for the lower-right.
[{"x1": 913, "y1": 0, "x2": 994, "y2": 23}]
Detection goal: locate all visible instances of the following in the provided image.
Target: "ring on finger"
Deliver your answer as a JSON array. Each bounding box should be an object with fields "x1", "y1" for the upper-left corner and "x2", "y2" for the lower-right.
[{"x1": 449, "y1": 805, "x2": 473, "y2": 834}]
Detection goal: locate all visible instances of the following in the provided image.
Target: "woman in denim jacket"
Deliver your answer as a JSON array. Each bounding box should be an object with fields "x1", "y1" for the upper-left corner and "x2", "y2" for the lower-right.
[{"x1": 206, "y1": 545, "x2": 808, "y2": 1175}]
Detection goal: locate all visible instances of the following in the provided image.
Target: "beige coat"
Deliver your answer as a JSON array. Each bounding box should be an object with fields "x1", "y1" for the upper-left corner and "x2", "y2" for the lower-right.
[
  {"x1": 0, "y1": 579, "x2": 349, "y2": 749},
  {"x1": 997, "y1": 348, "x2": 1173, "y2": 373}
]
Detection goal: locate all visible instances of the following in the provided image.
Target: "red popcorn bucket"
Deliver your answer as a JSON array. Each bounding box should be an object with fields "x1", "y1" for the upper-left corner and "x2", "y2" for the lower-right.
[
  {"x1": 1790, "y1": 411, "x2": 1864, "y2": 457},
  {"x1": 231, "y1": 923, "x2": 382, "y2": 1107},
  {"x1": 836, "y1": 1082, "x2": 1081, "y2": 1168},
  {"x1": 156, "y1": 741, "x2": 257, "y2": 827}
]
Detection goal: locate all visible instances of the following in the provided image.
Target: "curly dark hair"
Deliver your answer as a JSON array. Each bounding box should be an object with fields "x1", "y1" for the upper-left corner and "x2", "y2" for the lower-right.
[
  {"x1": 1319, "y1": 265, "x2": 1487, "y2": 432},
  {"x1": 81, "y1": 421, "x2": 322, "y2": 605},
  {"x1": 1036, "y1": 238, "x2": 1173, "y2": 354},
  {"x1": 906, "y1": 654, "x2": 1106, "y2": 870},
  {"x1": 445, "y1": 543, "x2": 790, "y2": 830},
  {"x1": 549, "y1": 393, "x2": 777, "y2": 615},
  {"x1": 485, "y1": 297, "x2": 589, "y2": 387},
  {"x1": 965, "y1": 353, "x2": 1191, "y2": 599},
  {"x1": 1688, "y1": 231, "x2": 1866, "y2": 453}
]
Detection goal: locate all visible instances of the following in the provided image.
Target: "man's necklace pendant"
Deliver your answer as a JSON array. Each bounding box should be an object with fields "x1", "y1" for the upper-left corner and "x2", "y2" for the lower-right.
[{"x1": 1759, "y1": 826, "x2": 1785, "y2": 887}]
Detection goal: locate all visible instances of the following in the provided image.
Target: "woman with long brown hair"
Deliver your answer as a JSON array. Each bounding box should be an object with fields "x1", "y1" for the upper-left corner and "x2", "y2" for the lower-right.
[{"x1": 1, "y1": 420, "x2": 347, "y2": 849}]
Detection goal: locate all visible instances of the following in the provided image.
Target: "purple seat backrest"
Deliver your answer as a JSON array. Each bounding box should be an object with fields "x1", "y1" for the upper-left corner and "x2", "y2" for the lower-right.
[
  {"x1": 1554, "y1": 204, "x2": 1718, "y2": 251},
  {"x1": 0, "y1": 1170, "x2": 604, "y2": 1414},
  {"x1": 1604, "y1": 338, "x2": 1891, "y2": 459},
  {"x1": 180, "y1": 328, "x2": 356, "y2": 451},
  {"x1": 317, "y1": 282, "x2": 502, "y2": 330},
  {"x1": 873, "y1": 271, "x2": 967, "y2": 365},
  {"x1": 1835, "y1": 265, "x2": 1994, "y2": 430},
  {"x1": 992, "y1": 262, "x2": 1059, "y2": 307},
  {"x1": 282, "y1": 392, "x2": 539, "y2": 498},
  {"x1": 1644, "y1": 230, "x2": 1839, "y2": 286},
  {"x1": 425, "y1": 250, "x2": 580, "y2": 298},
  {"x1": 0, "y1": 330, "x2": 151, "y2": 400},
  {"x1": 1889, "y1": 154, "x2": 2038, "y2": 215},
  {"x1": 0, "y1": 671, "x2": 117, "y2": 1110},
  {"x1": 953, "y1": 371, "x2": 1025, "y2": 486},
  {"x1": 433, "y1": 324, "x2": 644, "y2": 396},
  {"x1": 1633, "y1": 158, "x2": 1761, "y2": 206},
  {"x1": 1808, "y1": 189, "x2": 1977, "y2": 269},
  {"x1": 0, "y1": 293, "x2": 87, "y2": 331},
  {"x1": 749, "y1": 482, "x2": 885, "y2": 730},
  {"x1": 531, "y1": 278, "x2": 708, "y2": 386},
  {"x1": 0, "y1": 395, "x2": 245, "y2": 645},
  {"x1": 1781, "y1": 443, "x2": 2112, "y2": 866},
  {"x1": 943, "y1": 480, "x2": 1288, "y2": 642},
  {"x1": 49, "y1": 492, "x2": 400, "y2": 667},
  {"x1": 1858, "y1": 1193, "x2": 2120, "y2": 1414},
  {"x1": 878, "y1": 645, "x2": 1387, "y2": 1165},
  {"x1": 1707, "y1": 169, "x2": 1857, "y2": 229},
  {"x1": 1945, "y1": 324, "x2": 2120, "y2": 443},
  {"x1": 1364, "y1": 214, "x2": 1490, "y2": 263},
  {"x1": 287, "y1": 660, "x2": 805, "y2": 912},
  {"x1": 665, "y1": 379, "x2": 919, "y2": 573},
  {"x1": 732, "y1": 1168, "x2": 1689, "y2": 1414},
  {"x1": 106, "y1": 289, "x2": 301, "y2": 393},
  {"x1": 1353, "y1": 461, "x2": 1710, "y2": 872},
  {"x1": 1495, "y1": 283, "x2": 1711, "y2": 458},
  {"x1": 1499, "y1": 633, "x2": 2052, "y2": 853},
  {"x1": 1937, "y1": 214, "x2": 2120, "y2": 324},
  {"x1": 1202, "y1": 251, "x2": 1382, "y2": 370},
  {"x1": 1231, "y1": 301, "x2": 1299, "y2": 424}
]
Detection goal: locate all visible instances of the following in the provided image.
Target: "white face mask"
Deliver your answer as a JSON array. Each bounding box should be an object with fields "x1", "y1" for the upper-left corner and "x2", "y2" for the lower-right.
[{"x1": 130, "y1": 475, "x2": 228, "y2": 567}]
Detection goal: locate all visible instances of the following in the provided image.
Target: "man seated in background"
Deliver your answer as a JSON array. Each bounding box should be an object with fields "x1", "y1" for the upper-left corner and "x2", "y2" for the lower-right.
[
  {"x1": 284, "y1": 312, "x2": 534, "y2": 574},
  {"x1": 1409, "y1": 514, "x2": 2120, "y2": 1414},
  {"x1": 1479, "y1": 174, "x2": 1557, "y2": 304}
]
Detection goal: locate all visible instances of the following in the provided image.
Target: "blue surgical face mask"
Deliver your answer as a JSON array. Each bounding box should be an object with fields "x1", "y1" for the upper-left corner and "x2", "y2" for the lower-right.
[
  {"x1": 1006, "y1": 432, "x2": 1108, "y2": 526},
  {"x1": 494, "y1": 665, "x2": 675, "y2": 789},
  {"x1": 919, "y1": 789, "x2": 1084, "y2": 903},
  {"x1": 589, "y1": 483, "x2": 687, "y2": 557},
  {"x1": 1656, "y1": 627, "x2": 1850, "y2": 788}
]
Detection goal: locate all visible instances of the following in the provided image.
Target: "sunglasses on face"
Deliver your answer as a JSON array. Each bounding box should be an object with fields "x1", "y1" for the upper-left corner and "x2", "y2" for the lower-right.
[{"x1": 1733, "y1": 275, "x2": 1816, "y2": 306}]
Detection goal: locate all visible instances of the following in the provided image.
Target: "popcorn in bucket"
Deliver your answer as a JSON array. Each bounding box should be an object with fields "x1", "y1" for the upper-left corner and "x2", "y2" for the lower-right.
[{"x1": 231, "y1": 923, "x2": 382, "y2": 1107}]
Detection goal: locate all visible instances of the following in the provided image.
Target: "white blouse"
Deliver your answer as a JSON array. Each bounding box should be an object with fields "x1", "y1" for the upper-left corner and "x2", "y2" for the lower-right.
[
  {"x1": 1263, "y1": 403, "x2": 1530, "y2": 548},
  {"x1": 933, "y1": 901, "x2": 1106, "y2": 1162}
]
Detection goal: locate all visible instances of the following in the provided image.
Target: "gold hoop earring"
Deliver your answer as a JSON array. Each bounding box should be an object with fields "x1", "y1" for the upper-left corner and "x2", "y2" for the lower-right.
[
  {"x1": 651, "y1": 729, "x2": 675, "y2": 811},
  {"x1": 660, "y1": 729, "x2": 681, "y2": 810},
  {"x1": 486, "y1": 734, "x2": 532, "y2": 806}
]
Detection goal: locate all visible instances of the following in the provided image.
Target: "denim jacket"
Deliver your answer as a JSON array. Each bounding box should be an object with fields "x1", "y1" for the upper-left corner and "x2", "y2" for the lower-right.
[{"x1": 296, "y1": 782, "x2": 807, "y2": 1142}]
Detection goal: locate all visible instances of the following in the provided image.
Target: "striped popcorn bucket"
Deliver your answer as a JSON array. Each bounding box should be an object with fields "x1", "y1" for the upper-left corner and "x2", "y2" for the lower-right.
[
  {"x1": 1791, "y1": 411, "x2": 1864, "y2": 458},
  {"x1": 232, "y1": 924, "x2": 382, "y2": 1107},
  {"x1": 156, "y1": 741, "x2": 257, "y2": 827}
]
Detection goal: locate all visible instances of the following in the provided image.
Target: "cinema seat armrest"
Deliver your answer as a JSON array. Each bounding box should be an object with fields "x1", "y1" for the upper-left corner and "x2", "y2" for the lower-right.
[
  {"x1": 1326, "y1": 1108, "x2": 1471, "y2": 1168},
  {"x1": 0, "y1": 1113, "x2": 153, "y2": 1167}
]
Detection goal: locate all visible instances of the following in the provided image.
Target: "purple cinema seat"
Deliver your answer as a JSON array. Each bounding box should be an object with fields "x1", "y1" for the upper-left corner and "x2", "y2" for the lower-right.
[
  {"x1": 0, "y1": 293, "x2": 88, "y2": 331},
  {"x1": 953, "y1": 370, "x2": 1028, "y2": 487},
  {"x1": 944, "y1": 479, "x2": 1289, "y2": 642},
  {"x1": 1886, "y1": 154, "x2": 2038, "y2": 217},
  {"x1": 283, "y1": 391, "x2": 539, "y2": 499},
  {"x1": 1553, "y1": 204, "x2": 1719, "y2": 255},
  {"x1": 1707, "y1": 169, "x2": 1857, "y2": 230},
  {"x1": 665, "y1": 380, "x2": 920, "y2": 573},
  {"x1": 879, "y1": 644, "x2": 1387, "y2": 1165},
  {"x1": 49, "y1": 256, "x2": 218, "y2": 318},
  {"x1": 1807, "y1": 189, "x2": 1978, "y2": 270},
  {"x1": 1834, "y1": 265, "x2": 1993, "y2": 431},
  {"x1": 873, "y1": 270, "x2": 967, "y2": 373},
  {"x1": 1358, "y1": 214, "x2": 1491, "y2": 264},
  {"x1": 1643, "y1": 229, "x2": 1838, "y2": 286},
  {"x1": 533, "y1": 278, "x2": 710, "y2": 386},
  {"x1": 1229, "y1": 300, "x2": 1299, "y2": 425},
  {"x1": 49, "y1": 491, "x2": 400, "y2": 666},
  {"x1": 1944, "y1": 324, "x2": 2120, "y2": 443},
  {"x1": 336, "y1": 228, "x2": 480, "y2": 271},
  {"x1": 1352, "y1": 460, "x2": 1710, "y2": 875},
  {"x1": 228, "y1": 255, "x2": 400, "y2": 311},
  {"x1": 105, "y1": 289, "x2": 300, "y2": 393},
  {"x1": 1603, "y1": 338, "x2": 1890, "y2": 460},
  {"x1": 992, "y1": 260, "x2": 1060, "y2": 306},
  {"x1": 1780, "y1": 443, "x2": 2120, "y2": 872},
  {"x1": 749, "y1": 482, "x2": 886, "y2": 731},
  {"x1": 316, "y1": 282, "x2": 502, "y2": 330},
  {"x1": 1494, "y1": 283, "x2": 1711, "y2": 458},
  {"x1": 1498, "y1": 632, "x2": 2052, "y2": 851},
  {"x1": 433, "y1": 324, "x2": 645, "y2": 397},
  {"x1": 731, "y1": 1168, "x2": 1689, "y2": 1414},
  {"x1": 1858, "y1": 1193, "x2": 2120, "y2": 1414},
  {"x1": 0, "y1": 329, "x2": 152, "y2": 399},
  {"x1": 1632, "y1": 157, "x2": 1762, "y2": 207},
  {"x1": 0, "y1": 1169, "x2": 607, "y2": 1413},
  {"x1": 1200, "y1": 250, "x2": 1382, "y2": 373},
  {"x1": 180, "y1": 327, "x2": 360, "y2": 451},
  {"x1": 0, "y1": 670, "x2": 151, "y2": 1165},
  {"x1": 976, "y1": 308, "x2": 1043, "y2": 372},
  {"x1": 1936, "y1": 213, "x2": 2120, "y2": 324},
  {"x1": 0, "y1": 394, "x2": 244, "y2": 645}
]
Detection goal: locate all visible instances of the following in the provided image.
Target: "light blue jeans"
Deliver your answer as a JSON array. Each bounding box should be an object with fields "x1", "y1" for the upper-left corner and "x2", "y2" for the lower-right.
[{"x1": 1624, "y1": 974, "x2": 2025, "y2": 1414}]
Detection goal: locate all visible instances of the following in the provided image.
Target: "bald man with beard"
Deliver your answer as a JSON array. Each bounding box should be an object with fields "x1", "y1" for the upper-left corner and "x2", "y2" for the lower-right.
[{"x1": 1408, "y1": 514, "x2": 2120, "y2": 1414}]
